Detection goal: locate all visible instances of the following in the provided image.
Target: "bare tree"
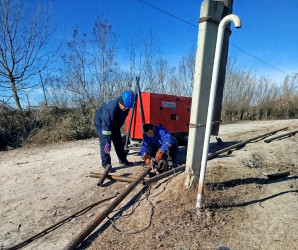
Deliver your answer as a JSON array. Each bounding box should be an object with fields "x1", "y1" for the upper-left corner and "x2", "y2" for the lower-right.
[
  {"x1": 60, "y1": 17, "x2": 125, "y2": 108},
  {"x1": 125, "y1": 37, "x2": 138, "y2": 85},
  {"x1": 282, "y1": 73, "x2": 297, "y2": 99},
  {"x1": 92, "y1": 17, "x2": 120, "y2": 102},
  {"x1": 61, "y1": 29, "x2": 96, "y2": 108},
  {"x1": 276, "y1": 73, "x2": 298, "y2": 118},
  {"x1": 0, "y1": 0, "x2": 56, "y2": 110},
  {"x1": 155, "y1": 57, "x2": 170, "y2": 94},
  {"x1": 125, "y1": 32, "x2": 158, "y2": 92},
  {"x1": 140, "y1": 32, "x2": 158, "y2": 91},
  {"x1": 178, "y1": 46, "x2": 196, "y2": 96},
  {"x1": 46, "y1": 74, "x2": 71, "y2": 108},
  {"x1": 223, "y1": 60, "x2": 255, "y2": 121},
  {"x1": 253, "y1": 77, "x2": 279, "y2": 119}
]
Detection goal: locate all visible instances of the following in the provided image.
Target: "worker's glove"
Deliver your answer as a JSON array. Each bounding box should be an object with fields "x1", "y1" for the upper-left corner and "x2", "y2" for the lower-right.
[
  {"x1": 155, "y1": 149, "x2": 163, "y2": 163},
  {"x1": 104, "y1": 142, "x2": 111, "y2": 154},
  {"x1": 143, "y1": 153, "x2": 151, "y2": 165}
]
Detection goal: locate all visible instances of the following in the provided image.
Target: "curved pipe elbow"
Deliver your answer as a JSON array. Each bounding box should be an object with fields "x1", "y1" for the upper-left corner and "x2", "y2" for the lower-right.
[{"x1": 220, "y1": 14, "x2": 242, "y2": 29}]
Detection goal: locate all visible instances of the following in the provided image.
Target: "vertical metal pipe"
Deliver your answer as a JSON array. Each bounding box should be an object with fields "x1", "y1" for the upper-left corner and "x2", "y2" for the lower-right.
[
  {"x1": 97, "y1": 164, "x2": 112, "y2": 186},
  {"x1": 124, "y1": 78, "x2": 138, "y2": 150},
  {"x1": 136, "y1": 77, "x2": 145, "y2": 133},
  {"x1": 196, "y1": 14, "x2": 241, "y2": 210}
]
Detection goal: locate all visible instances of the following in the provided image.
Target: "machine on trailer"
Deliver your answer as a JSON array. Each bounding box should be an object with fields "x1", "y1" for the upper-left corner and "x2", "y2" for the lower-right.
[{"x1": 124, "y1": 78, "x2": 191, "y2": 153}]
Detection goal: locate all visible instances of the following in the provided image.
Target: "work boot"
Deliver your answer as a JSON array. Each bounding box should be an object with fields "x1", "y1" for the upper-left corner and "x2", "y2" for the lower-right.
[
  {"x1": 168, "y1": 161, "x2": 176, "y2": 168},
  {"x1": 119, "y1": 160, "x2": 134, "y2": 166}
]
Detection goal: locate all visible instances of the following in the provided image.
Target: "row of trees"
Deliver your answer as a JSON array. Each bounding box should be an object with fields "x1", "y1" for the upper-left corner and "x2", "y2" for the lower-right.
[
  {"x1": 0, "y1": 0, "x2": 195, "y2": 110},
  {"x1": 0, "y1": 0, "x2": 297, "y2": 116},
  {"x1": 223, "y1": 60, "x2": 297, "y2": 121},
  {"x1": 0, "y1": 0, "x2": 297, "y2": 149},
  {"x1": 46, "y1": 28, "x2": 196, "y2": 109}
]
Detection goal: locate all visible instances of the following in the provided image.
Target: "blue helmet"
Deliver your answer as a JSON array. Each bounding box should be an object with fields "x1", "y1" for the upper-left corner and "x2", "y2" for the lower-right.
[{"x1": 120, "y1": 90, "x2": 135, "y2": 109}]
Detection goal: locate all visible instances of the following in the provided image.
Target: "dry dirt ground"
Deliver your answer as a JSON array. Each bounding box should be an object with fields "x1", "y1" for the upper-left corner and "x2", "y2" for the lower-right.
[{"x1": 0, "y1": 119, "x2": 297, "y2": 250}]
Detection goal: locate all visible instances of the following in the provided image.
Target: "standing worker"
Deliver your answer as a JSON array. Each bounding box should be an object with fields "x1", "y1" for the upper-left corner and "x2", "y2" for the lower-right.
[
  {"x1": 94, "y1": 90, "x2": 135, "y2": 169},
  {"x1": 141, "y1": 123, "x2": 178, "y2": 173}
]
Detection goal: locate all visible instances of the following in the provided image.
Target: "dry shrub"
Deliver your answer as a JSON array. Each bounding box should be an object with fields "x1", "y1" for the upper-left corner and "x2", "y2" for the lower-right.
[
  {"x1": 273, "y1": 96, "x2": 298, "y2": 119},
  {"x1": 28, "y1": 107, "x2": 97, "y2": 145},
  {"x1": 0, "y1": 106, "x2": 97, "y2": 149},
  {"x1": 242, "y1": 153, "x2": 264, "y2": 168},
  {"x1": 0, "y1": 107, "x2": 37, "y2": 149}
]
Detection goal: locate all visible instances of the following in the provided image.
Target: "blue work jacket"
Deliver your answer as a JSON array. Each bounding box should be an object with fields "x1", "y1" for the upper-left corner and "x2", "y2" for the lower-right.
[
  {"x1": 94, "y1": 97, "x2": 129, "y2": 143},
  {"x1": 141, "y1": 126, "x2": 175, "y2": 157}
]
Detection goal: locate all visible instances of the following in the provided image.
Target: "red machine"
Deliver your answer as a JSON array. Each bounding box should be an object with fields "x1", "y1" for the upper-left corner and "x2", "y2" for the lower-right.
[{"x1": 125, "y1": 92, "x2": 191, "y2": 144}]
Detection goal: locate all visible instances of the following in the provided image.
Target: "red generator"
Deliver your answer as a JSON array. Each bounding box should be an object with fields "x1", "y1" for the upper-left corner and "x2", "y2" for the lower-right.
[{"x1": 125, "y1": 92, "x2": 191, "y2": 147}]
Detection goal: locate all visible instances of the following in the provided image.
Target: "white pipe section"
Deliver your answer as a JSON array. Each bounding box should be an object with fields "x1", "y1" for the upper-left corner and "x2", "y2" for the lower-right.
[{"x1": 196, "y1": 14, "x2": 241, "y2": 210}]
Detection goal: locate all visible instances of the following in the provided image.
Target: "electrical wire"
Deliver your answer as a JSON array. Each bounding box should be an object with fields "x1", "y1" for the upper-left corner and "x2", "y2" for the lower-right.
[
  {"x1": 138, "y1": 0, "x2": 289, "y2": 77},
  {"x1": 107, "y1": 185, "x2": 155, "y2": 234},
  {"x1": 139, "y1": 0, "x2": 198, "y2": 28},
  {"x1": 229, "y1": 43, "x2": 289, "y2": 76},
  {"x1": 106, "y1": 166, "x2": 181, "y2": 234}
]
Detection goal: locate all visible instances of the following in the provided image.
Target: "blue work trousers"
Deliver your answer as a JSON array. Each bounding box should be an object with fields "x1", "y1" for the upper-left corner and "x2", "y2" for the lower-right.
[{"x1": 95, "y1": 125, "x2": 127, "y2": 168}]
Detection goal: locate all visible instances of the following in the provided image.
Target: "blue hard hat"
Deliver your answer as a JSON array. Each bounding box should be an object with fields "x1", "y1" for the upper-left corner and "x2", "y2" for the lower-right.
[{"x1": 121, "y1": 90, "x2": 135, "y2": 109}]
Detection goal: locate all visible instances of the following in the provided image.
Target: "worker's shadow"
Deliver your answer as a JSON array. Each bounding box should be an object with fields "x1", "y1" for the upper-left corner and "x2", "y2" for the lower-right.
[
  {"x1": 111, "y1": 161, "x2": 143, "y2": 172},
  {"x1": 77, "y1": 186, "x2": 150, "y2": 249}
]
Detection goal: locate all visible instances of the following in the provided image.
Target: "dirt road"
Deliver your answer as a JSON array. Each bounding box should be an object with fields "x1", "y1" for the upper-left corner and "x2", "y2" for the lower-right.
[{"x1": 0, "y1": 119, "x2": 297, "y2": 250}]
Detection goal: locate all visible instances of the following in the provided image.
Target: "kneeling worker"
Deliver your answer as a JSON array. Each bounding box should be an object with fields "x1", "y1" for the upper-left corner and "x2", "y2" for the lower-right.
[{"x1": 141, "y1": 123, "x2": 178, "y2": 173}]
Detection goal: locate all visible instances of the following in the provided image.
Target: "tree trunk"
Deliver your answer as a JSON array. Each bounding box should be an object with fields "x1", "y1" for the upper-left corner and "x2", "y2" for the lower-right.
[{"x1": 10, "y1": 78, "x2": 22, "y2": 111}]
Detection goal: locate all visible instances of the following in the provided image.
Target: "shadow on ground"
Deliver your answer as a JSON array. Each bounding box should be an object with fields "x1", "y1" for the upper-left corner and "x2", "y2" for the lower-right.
[
  {"x1": 206, "y1": 175, "x2": 297, "y2": 190},
  {"x1": 206, "y1": 189, "x2": 298, "y2": 209},
  {"x1": 78, "y1": 186, "x2": 150, "y2": 250},
  {"x1": 177, "y1": 140, "x2": 241, "y2": 165}
]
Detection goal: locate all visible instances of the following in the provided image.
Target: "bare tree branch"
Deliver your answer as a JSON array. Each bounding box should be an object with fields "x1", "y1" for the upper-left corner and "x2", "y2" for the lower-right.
[{"x1": 0, "y1": 0, "x2": 57, "y2": 110}]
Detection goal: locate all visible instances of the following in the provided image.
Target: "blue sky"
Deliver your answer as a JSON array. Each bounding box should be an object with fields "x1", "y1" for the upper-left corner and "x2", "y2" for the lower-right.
[{"x1": 43, "y1": 0, "x2": 298, "y2": 84}]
